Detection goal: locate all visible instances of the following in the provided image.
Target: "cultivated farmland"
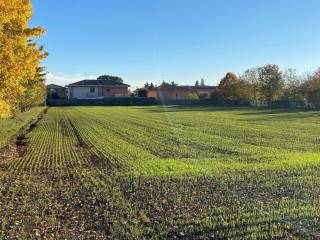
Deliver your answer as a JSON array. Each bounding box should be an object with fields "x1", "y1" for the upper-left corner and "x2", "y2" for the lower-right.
[{"x1": 1, "y1": 106, "x2": 320, "y2": 239}]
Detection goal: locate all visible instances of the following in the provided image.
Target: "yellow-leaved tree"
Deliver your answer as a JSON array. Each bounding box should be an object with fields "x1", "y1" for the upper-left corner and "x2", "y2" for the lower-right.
[{"x1": 0, "y1": 0, "x2": 47, "y2": 118}]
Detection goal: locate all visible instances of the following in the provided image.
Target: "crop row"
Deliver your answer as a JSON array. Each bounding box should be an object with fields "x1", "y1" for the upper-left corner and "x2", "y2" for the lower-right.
[{"x1": 0, "y1": 106, "x2": 320, "y2": 239}]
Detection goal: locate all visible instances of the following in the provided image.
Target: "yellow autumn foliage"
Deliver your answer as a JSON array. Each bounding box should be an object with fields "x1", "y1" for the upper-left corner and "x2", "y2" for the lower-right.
[
  {"x1": 0, "y1": 0, "x2": 46, "y2": 118},
  {"x1": 0, "y1": 99, "x2": 11, "y2": 118}
]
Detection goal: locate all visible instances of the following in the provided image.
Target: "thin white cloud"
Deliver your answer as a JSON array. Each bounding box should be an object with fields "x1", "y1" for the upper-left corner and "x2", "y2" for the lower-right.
[
  {"x1": 45, "y1": 73, "x2": 155, "y2": 90},
  {"x1": 45, "y1": 73, "x2": 98, "y2": 87}
]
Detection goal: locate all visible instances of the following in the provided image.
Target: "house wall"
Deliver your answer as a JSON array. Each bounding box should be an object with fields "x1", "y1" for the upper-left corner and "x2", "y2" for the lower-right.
[
  {"x1": 112, "y1": 87, "x2": 128, "y2": 97},
  {"x1": 172, "y1": 89, "x2": 193, "y2": 100},
  {"x1": 193, "y1": 89, "x2": 217, "y2": 96},
  {"x1": 148, "y1": 89, "x2": 192, "y2": 100},
  {"x1": 70, "y1": 86, "x2": 128, "y2": 99},
  {"x1": 70, "y1": 87, "x2": 99, "y2": 98},
  {"x1": 148, "y1": 90, "x2": 158, "y2": 99},
  {"x1": 103, "y1": 87, "x2": 128, "y2": 97},
  {"x1": 148, "y1": 88, "x2": 217, "y2": 100}
]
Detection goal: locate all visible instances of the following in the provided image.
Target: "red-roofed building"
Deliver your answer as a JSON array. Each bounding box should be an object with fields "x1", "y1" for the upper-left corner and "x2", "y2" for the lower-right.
[
  {"x1": 148, "y1": 86, "x2": 217, "y2": 100},
  {"x1": 67, "y1": 80, "x2": 130, "y2": 99}
]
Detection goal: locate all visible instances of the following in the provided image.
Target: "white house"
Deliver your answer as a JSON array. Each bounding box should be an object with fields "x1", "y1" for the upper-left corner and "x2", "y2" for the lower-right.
[{"x1": 67, "y1": 80, "x2": 130, "y2": 99}]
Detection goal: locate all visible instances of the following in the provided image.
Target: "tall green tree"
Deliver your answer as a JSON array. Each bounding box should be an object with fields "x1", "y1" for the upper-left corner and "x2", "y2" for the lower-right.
[
  {"x1": 241, "y1": 68, "x2": 261, "y2": 101},
  {"x1": 259, "y1": 64, "x2": 284, "y2": 101},
  {"x1": 282, "y1": 69, "x2": 305, "y2": 103},
  {"x1": 18, "y1": 67, "x2": 47, "y2": 112}
]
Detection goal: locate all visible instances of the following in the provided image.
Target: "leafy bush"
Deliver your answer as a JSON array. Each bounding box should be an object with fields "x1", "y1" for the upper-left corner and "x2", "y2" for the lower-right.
[
  {"x1": 187, "y1": 93, "x2": 199, "y2": 100},
  {"x1": 197, "y1": 93, "x2": 209, "y2": 99},
  {"x1": 210, "y1": 91, "x2": 224, "y2": 104}
]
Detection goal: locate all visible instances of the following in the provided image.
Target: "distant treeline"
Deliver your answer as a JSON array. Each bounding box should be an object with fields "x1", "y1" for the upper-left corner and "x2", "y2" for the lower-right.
[
  {"x1": 0, "y1": 0, "x2": 47, "y2": 118},
  {"x1": 212, "y1": 64, "x2": 320, "y2": 108}
]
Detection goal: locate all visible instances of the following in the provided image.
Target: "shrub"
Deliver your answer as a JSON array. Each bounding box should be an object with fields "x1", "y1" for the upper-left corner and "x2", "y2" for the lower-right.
[
  {"x1": 210, "y1": 91, "x2": 224, "y2": 104},
  {"x1": 187, "y1": 93, "x2": 199, "y2": 100},
  {"x1": 197, "y1": 93, "x2": 209, "y2": 99}
]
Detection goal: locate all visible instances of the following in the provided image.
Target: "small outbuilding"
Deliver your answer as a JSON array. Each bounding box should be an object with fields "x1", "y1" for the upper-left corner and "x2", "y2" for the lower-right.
[{"x1": 47, "y1": 84, "x2": 67, "y2": 99}]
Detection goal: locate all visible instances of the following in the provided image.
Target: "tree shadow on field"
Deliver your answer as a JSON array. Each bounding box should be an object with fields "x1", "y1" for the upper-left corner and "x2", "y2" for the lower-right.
[
  {"x1": 237, "y1": 108, "x2": 320, "y2": 121},
  {"x1": 138, "y1": 105, "x2": 320, "y2": 121},
  {"x1": 142, "y1": 105, "x2": 249, "y2": 113}
]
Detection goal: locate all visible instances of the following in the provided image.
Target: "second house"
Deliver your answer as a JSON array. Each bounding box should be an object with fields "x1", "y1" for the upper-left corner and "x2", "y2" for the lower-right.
[{"x1": 68, "y1": 79, "x2": 130, "y2": 99}]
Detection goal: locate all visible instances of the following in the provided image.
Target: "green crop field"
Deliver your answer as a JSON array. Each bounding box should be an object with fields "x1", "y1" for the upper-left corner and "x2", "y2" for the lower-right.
[
  {"x1": 0, "y1": 107, "x2": 45, "y2": 149},
  {"x1": 1, "y1": 106, "x2": 320, "y2": 239}
]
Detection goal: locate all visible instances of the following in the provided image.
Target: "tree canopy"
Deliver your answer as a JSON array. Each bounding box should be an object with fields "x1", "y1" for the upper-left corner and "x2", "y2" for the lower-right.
[
  {"x1": 200, "y1": 79, "x2": 205, "y2": 87},
  {"x1": 259, "y1": 64, "x2": 284, "y2": 101},
  {"x1": 218, "y1": 73, "x2": 244, "y2": 101},
  {"x1": 97, "y1": 75, "x2": 123, "y2": 83},
  {"x1": 303, "y1": 69, "x2": 320, "y2": 102},
  {"x1": 160, "y1": 81, "x2": 178, "y2": 87},
  {"x1": 216, "y1": 65, "x2": 320, "y2": 107},
  {"x1": 144, "y1": 82, "x2": 155, "y2": 89},
  {"x1": 0, "y1": 0, "x2": 47, "y2": 117}
]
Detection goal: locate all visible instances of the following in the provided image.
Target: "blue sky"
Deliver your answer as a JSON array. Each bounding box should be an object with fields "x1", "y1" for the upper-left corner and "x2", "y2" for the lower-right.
[{"x1": 31, "y1": 0, "x2": 320, "y2": 88}]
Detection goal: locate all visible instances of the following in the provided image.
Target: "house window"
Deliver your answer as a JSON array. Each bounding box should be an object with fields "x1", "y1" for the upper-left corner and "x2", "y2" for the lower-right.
[{"x1": 90, "y1": 87, "x2": 95, "y2": 93}]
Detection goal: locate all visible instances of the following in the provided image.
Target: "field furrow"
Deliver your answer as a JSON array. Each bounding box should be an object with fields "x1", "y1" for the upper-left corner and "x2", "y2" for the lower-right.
[{"x1": 1, "y1": 106, "x2": 320, "y2": 239}]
